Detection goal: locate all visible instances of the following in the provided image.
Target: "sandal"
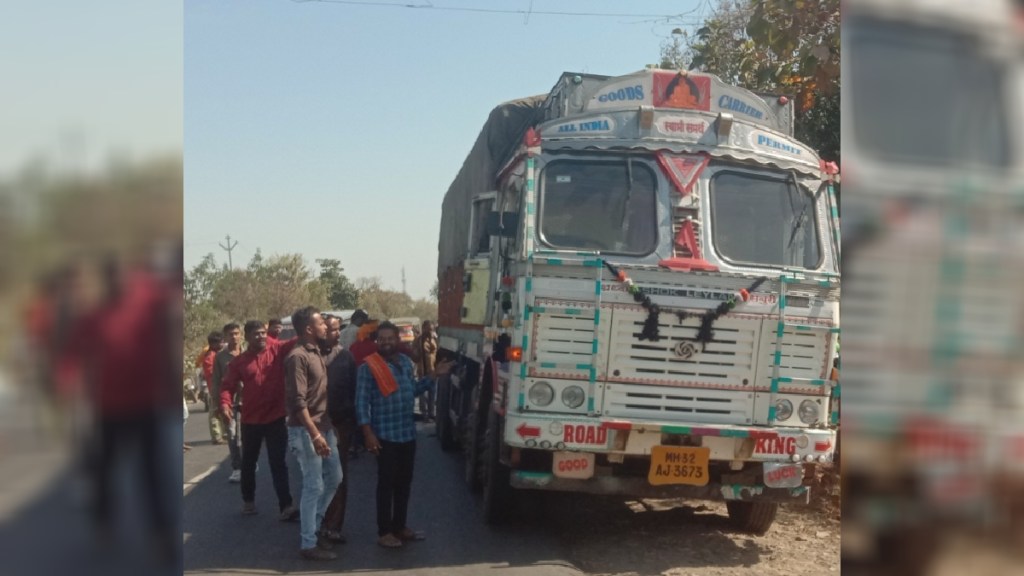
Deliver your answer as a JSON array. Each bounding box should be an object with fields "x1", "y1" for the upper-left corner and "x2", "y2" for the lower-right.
[
  {"x1": 377, "y1": 534, "x2": 403, "y2": 548},
  {"x1": 396, "y1": 528, "x2": 426, "y2": 541},
  {"x1": 321, "y1": 529, "x2": 346, "y2": 543}
]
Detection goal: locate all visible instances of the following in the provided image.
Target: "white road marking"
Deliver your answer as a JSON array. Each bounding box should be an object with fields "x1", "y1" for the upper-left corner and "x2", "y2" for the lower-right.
[{"x1": 183, "y1": 465, "x2": 218, "y2": 495}]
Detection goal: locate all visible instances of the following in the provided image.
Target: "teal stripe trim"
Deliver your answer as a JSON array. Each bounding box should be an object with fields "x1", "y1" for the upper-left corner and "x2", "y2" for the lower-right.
[
  {"x1": 539, "y1": 362, "x2": 556, "y2": 369},
  {"x1": 830, "y1": 327, "x2": 841, "y2": 334},
  {"x1": 592, "y1": 340, "x2": 599, "y2": 354},
  {"x1": 518, "y1": 392, "x2": 525, "y2": 409},
  {"x1": 774, "y1": 351, "x2": 782, "y2": 365},
  {"x1": 524, "y1": 306, "x2": 531, "y2": 321},
  {"x1": 589, "y1": 366, "x2": 597, "y2": 383},
  {"x1": 770, "y1": 378, "x2": 779, "y2": 393},
  {"x1": 594, "y1": 308, "x2": 601, "y2": 325},
  {"x1": 719, "y1": 429, "x2": 748, "y2": 438},
  {"x1": 662, "y1": 426, "x2": 692, "y2": 435},
  {"x1": 768, "y1": 405, "x2": 777, "y2": 423},
  {"x1": 830, "y1": 411, "x2": 839, "y2": 425},
  {"x1": 776, "y1": 321, "x2": 785, "y2": 338},
  {"x1": 583, "y1": 259, "x2": 602, "y2": 267},
  {"x1": 527, "y1": 203, "x2": 535, "y2": 215},
  {"x1": 779, "y1": 294, "x2": 787, "y2": 308},
  {"x1": 587, "y1": 397, "x2": 595, "y2": 412},
  {"x1": 525, "y1": 278, "x2": 532, "y2": 292},
  {"x1": 832, "y1": 384, "x2": 841, "y2": 398},
  {"x1": 579, "y1": 363, "x2": 593, "y2": 371}
]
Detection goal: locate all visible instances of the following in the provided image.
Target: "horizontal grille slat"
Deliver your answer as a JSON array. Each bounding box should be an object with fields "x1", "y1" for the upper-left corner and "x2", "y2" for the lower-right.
[{"x1": 604, "y1": 383, "x2": 750, "y2": 424}]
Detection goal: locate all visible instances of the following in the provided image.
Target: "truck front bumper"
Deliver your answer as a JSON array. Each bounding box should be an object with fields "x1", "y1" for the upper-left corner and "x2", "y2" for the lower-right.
[{"x1": 510, "y1": 471, "x2": 810, "y2": 503}]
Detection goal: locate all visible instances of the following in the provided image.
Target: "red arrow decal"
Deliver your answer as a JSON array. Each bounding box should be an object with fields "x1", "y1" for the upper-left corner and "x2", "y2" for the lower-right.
[{"x1": 516, "y1": 423, "x2": 541, "y2": 439}]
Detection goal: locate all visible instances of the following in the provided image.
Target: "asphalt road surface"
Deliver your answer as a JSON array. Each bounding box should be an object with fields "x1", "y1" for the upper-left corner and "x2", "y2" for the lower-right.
[
  {"x1": 183, "y1": 403, "x2": 578, "y2": 576},
  {"x1": 182, "y1": 402, "x2": 841, "y2": 576}
]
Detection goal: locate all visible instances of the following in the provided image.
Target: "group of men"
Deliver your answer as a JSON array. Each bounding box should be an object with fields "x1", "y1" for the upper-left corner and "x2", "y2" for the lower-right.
[{"x1": 194, "y1": 308, "x2": 446, "y2": 561}]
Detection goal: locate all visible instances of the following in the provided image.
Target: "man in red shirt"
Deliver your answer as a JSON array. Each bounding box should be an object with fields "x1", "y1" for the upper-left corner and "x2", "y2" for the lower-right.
[
  {"x1": 220, "y1": 320, "x2": 299, "y2": 519},
  {"x1": 201, "y1": 331, "x2": 223, "y2": 442},
  {"x1": 267, "y1": 317, "x2": 284, "y2": 342},
  {"x1": 57, "y1": 254, "x2": 177, "y2": 562}
]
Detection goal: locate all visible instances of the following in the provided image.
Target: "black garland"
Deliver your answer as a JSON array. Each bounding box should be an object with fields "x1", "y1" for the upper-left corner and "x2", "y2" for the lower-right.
[{"x1": 604, "y1": 261, "x2": 767, "y2": 347}]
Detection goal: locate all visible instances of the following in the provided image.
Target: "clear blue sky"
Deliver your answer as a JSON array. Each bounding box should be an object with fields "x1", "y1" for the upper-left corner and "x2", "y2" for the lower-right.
[
  {"x1": 0, "y1": 0, "x2": 182, "y2": 175},
  {"x1": 184, "y1": 0, "x2": 707, "y2": 299}
]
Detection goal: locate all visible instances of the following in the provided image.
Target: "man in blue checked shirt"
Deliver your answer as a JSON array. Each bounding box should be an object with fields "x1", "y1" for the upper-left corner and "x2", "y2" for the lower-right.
[{"x1": 356, "y1": 321, "x2": 453, "y2": 548}]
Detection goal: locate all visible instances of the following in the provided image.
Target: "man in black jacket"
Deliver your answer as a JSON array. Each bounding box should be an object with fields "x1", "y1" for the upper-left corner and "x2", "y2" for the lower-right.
[{"x1": 319, "y1": 314, "x2": 357, "y2": 543}]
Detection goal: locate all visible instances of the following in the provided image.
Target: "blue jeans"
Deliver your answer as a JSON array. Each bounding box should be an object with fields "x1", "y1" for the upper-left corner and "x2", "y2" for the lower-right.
[{"x1": 288, "y1": 427, "x2": 342, "y2": 550}]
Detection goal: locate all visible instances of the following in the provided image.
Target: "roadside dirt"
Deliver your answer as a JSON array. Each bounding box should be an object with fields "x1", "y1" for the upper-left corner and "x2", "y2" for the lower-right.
[{"x1": 541, "y1": 465, "x2": 841, "y2": 576}]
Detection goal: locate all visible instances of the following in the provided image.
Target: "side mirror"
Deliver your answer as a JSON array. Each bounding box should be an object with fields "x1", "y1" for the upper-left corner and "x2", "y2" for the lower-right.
[{"x1": 485, "y1": 211, "x2": 519, "y2": 238}]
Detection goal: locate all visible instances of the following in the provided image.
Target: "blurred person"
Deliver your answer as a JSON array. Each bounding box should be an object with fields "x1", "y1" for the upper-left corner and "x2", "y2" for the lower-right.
[
  {"x1": 212, "y1": 322, "x2": 244, "y2": 481},
  {"x1": 220, "y1": 320, "x2": 299, "y2": 519},
  {"x1": 57, "y1": 252, "x2": 178, "y2": 564},
  {"x1": 349, "y1": 320, "x2": 380, "y2": 366},
  {"x1": 411, "y1": 320, "x2": 438, "y2": 422},
  {"x1": 339, "y1": 309, "x2": 368, "y2": 350},
  {"x1": 267, "y1": 318, "x2": 284, "y2": 342},
  {"x1": 284, "y1": 306, "x2": 342, "y2": 561},
  {"x1": 356, "y1": 321, "x2": 435, "y2": 548},
  {"x1": 321, "y1": 314, "x2": 358, "y2": 543},
  {"x1": 201, "y1": 331, "x2": 222, "y2": 440}
]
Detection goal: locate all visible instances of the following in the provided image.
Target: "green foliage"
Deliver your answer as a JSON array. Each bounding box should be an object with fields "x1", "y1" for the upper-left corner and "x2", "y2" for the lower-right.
[
  {"x1": 661, "y1": 0, "x2": 840, "y2": 161},
  {"x1": 183, "y1": 251, "x2": 329, "y2": 358},
  {"x1": 356, "y1": 276, "x2": 436, "y2": 323},
  {"x1": 316, "y1": 258, "x2": 360, "y2": 309}
]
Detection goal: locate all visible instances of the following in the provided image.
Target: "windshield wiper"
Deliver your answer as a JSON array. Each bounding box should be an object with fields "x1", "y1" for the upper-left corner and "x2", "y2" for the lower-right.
[{"x1": 785, "y1": 172, "x2": 823, "y2": 252}]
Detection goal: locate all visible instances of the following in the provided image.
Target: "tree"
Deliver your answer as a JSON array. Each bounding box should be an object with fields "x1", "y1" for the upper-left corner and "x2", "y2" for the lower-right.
[
  {"x1": 356, "y1": 276, "x2": 414, "y2": 320},
  {"x1": 316, "y1": 258, "x2": 360, "y2": 309},
  {"x1": 662, "y1": 0, "x2": 840, "y2": 162}
]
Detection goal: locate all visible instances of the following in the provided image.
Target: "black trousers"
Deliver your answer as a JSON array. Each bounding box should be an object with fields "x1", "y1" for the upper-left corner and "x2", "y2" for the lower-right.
[
  {"x1": 240, "y1": 417, "x2": 293, "y2": 511},
  {"x1": 94, "y1": 415, "x2": 167, "y2": 531},
  {"x1": 322, "y1": 420, "x2": 354, "y2": 532},
  {"x1": 376, "y1": 440, "x2": 416, "y2": 536}
]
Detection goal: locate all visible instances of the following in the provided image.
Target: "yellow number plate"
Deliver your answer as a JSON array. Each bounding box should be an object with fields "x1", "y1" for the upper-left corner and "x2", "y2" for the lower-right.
[{"x1": 648, "y1": 446, "x2": 710, "y2": 486}]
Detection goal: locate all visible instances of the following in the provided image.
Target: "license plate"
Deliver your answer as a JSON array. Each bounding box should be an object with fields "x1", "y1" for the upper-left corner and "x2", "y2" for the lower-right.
[{"x1": 648, "y1": 446, "x2": 710, "y2": 486}]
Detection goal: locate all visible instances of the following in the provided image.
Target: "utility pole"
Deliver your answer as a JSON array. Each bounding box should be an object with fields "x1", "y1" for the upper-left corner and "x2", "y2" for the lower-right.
[
  {"x1": 402, "y1": 266, "x2": 407, "y2": 295},
  {"x1": 219, "y1": 234, "x2": 238, "y2": 269}
]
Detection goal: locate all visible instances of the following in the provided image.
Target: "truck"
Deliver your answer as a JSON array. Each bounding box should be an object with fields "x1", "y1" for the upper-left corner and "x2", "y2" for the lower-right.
[
  {"x1": 841, "y1": 0, "x2": 1024, "y2": 571},
  {"x1": 435, "y1": 67, "x2": 841, "y2": 534}
]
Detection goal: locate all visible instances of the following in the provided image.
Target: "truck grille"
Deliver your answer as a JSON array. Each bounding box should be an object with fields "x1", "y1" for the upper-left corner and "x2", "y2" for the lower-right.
[
  {"x1": 603, "y1": 382, "x2": 750, "y2": 424},
  {"x1": 607, "y1": 307, "x2": 758, "y2": 388}
]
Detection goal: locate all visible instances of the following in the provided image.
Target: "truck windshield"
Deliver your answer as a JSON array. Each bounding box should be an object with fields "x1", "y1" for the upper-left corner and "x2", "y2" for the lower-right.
[
  {"x1": 710, "y1": 171, "x2": 821, "y2": 269},
  {"x1": 539, "y1": 159, "x2": 658, "y2": 255},
  {"x1": 848, "y1": 17, "x2": 1010, "y2": 167}
]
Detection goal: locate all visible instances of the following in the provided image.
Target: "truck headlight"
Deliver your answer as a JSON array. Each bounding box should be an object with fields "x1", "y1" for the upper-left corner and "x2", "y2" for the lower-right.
[
  {"x1": 775, "y1": 399, "x2": 793, "y2": 421},
  {"x1": 561, "y1": 385, "x2": 585, "y2": 409},
  {"x1": 528, "y1": 381, "x2": 555, "y2": 407},
  {"x1": 798, "y1": 400, "x2": 819, "y2": 424}
]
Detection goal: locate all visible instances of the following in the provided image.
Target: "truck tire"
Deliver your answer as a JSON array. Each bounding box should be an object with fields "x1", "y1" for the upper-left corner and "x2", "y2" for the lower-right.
[
  {"x1": 436, "y1": 375, "x2": 456, "y2": 451},
  {"x1": 481, "y1": 411, "x2": 512, "y2": 525},
  {"x1": 726, "y1": 501, "x2": 779, "y2": 535},
  {"x1": 464, "y1": 385, "x2": 483, "y2": 491}
]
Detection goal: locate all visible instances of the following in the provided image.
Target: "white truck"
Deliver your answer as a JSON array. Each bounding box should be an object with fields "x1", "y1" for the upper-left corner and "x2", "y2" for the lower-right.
[{"x1": 435, "y1": 68, "x2": 840, "y2": 534}]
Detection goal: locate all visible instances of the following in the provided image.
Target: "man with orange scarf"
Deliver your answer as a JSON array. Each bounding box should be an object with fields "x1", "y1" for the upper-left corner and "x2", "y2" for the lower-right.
[{"x1": 355, "y1": 321, "x2": 435, "y2": 548}]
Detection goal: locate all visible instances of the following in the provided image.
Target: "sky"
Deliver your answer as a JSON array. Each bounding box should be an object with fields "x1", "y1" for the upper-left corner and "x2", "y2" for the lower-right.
[
  {"x1": 186, "y1": 0, "x2": 709, "y2": 300},
  {"x1": 0, "y1": 1, "x2": 182, "y2": 175}
]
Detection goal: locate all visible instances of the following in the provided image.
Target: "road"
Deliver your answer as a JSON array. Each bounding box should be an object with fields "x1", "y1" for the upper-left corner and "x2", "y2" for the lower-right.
[{"x1": 182, "y1": 402, "x2": 840, "y2": 576}]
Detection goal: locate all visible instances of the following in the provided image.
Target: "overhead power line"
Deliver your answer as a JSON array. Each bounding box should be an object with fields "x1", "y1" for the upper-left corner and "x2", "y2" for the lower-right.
[{"x1": 292, "y1": 0, "x2": 705, "y2": 21}]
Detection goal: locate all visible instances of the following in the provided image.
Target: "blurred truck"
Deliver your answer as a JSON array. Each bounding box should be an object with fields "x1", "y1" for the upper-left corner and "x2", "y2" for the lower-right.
[{"x1": 841, "y1": 0, "x2": 1024, "y2": 572}]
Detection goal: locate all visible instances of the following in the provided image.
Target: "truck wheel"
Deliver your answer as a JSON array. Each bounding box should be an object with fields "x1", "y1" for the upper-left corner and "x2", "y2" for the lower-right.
[
  {"x1": 726, "y1": 501, "x2": 779, "y2": 535},
  {"x1": 481, "y1": 411, "x2": 512, "y2": 525},
  {"x1": 464, "y1": 385, "x2": 483, "y2": 491},
  {"x1": 436, "y1": 375, "x2": 456, "y2": 451}
]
